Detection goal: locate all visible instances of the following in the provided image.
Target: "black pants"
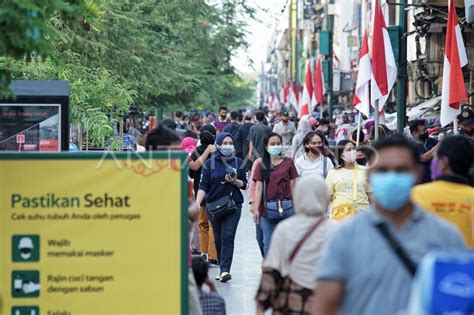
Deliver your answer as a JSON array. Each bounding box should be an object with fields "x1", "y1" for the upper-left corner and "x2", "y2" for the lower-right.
[{"x1": 209, "y1": 206, "x2": 242, "y2": 273}]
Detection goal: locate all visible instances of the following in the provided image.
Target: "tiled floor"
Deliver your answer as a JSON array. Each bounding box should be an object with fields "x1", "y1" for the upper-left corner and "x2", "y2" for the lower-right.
[{"x1": 208, "y1": 198, "x2": 263, "y2": 315}]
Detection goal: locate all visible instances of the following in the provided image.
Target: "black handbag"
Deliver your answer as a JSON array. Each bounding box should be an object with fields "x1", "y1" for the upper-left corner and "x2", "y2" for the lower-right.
[{"x1": 206, "y1": 192, "x2": 236, "y2": 220}]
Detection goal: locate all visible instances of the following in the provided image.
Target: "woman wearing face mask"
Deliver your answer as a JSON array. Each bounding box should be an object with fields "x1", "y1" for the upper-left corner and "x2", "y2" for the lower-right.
[
  {"x1": 295, "y1": 131, "x2": 334, "y2": 178},
  {"x1": 326, "y1": 140, "x2": 372, "y2": 221},
  {"x1": 291, "y1": 117, "x2": 312, "y2": 160},
  {"x1": 189, "y1": 124, "x2": 218, "y2": 265},
  {"x1": 195, "y1": 132, "x2": 247, "y2": 282},
  {"x1": 253, "y1": 132, "x2": 299, "y2": 256}
]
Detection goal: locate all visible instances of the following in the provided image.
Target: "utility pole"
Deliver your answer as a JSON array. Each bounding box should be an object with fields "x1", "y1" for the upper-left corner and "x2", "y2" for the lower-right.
[
  {"x1": 295, "y1": 0, "x2": 300, "y2": 88},
  {"x1": 327, "y1": 0, "x2": 334, "y2": 120},
  {"x1": 259, "y1": 62, "x2": 265, "y2": 109},
  {"x1": 396, "y1": 0, "x2": 408, "y2": 133},
  {"x1": 290, "y1": 0, "x2": 296, "y2": 82}
]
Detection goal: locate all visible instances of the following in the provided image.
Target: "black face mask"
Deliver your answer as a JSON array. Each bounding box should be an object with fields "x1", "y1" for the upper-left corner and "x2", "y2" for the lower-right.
[
  {"x1": 419, "y1": 132, "x2": 429, "y2": 141},
  {"x1": 461, "y1": 128, "x2": 474, "y2": 136},
  {"x1": 356, "y1": 157, "x2": 367, "y2": 166}
]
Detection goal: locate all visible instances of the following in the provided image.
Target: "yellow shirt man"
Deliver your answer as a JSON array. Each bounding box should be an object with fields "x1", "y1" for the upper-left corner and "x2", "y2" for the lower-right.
[{"x1": 412, "y1": 177, "x2": 474, "y2": 247}]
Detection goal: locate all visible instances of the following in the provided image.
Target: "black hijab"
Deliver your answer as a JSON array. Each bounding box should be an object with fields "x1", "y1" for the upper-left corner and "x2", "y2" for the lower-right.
[{"x1": 196, "y1": 124, "x2": 217, "y2": 155}]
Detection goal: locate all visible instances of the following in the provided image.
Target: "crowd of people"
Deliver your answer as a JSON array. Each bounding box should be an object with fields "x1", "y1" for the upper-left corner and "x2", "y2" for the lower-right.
[{"x1": 143, "y1": 104, "x2": 474, "y2": 315}]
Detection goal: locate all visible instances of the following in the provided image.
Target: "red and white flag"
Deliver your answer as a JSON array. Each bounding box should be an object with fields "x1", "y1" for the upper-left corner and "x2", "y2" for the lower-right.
[
  {"x1": 279, "y1": 83, "x2": 289, "y2": 105},
  {"x1": 271, "y1": 92, "x2": 280, "y2": 111},
  {"x1": 289, "y1": 84, "x2": 298, "y2": 111},
  {"x1": 370, "y1": 0, "x2": 397, "y2": 111},
  {"x1": 353, "y1": 31, "x2": 371, "y2": 117},
  {"x1": 279, "y1": 86, "x2": 285, "y2": 105},
  {"x1": 300, "y1": 61, "x2": 313, "y2": 117},
  {"x1": 311, "y1": 56, "x2": 325, "y2": 109},
  {"x1": 440, "y1": 0, "x2": 468, "y2": 126}
]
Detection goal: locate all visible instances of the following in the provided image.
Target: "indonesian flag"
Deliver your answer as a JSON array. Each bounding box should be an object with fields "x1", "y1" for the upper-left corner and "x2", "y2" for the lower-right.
[
  {"x1": 271, "y1": 92, "x2": 280, "y2": 111},
  {"x1": 289, "y1": 84, "x2": 298, "y2": 111},
  {"x1": 353, "y1": 31, "x2": 371, "y2": 117},
  {"x1": 284, "y1": 82, "x2": 290, "y2": 104},
  {"x1": 440, "y1": 0, "x2": 468, "y2": 126},
  {"x1": 300, "y1": 61, "x2": 313, "y2": 117},
  {"x1": 311, "y1": 57, "x2": 325, "y2": 109},
  {"x1": 279, "y1": 83, "x2": 289, "y2": 105},
  {"x1": 370, "y1": 0, "x2": 397, "y2": 111}
]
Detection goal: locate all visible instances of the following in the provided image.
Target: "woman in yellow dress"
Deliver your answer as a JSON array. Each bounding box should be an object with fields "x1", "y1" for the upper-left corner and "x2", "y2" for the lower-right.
[{"x1": 326, "y1": 140, "x2": 372, "y2": 221}]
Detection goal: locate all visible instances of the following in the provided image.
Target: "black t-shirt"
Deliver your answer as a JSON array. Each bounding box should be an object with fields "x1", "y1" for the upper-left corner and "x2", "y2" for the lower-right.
[
  {"x1": 249, "y1": 124, "x2": 272, "y2": 160},
  {"x1": 189, "y1": 149, "x2": 210, "y2": 202},
  {"x1": 416, "y1": 137, "x2": 438, "y2": 183}
]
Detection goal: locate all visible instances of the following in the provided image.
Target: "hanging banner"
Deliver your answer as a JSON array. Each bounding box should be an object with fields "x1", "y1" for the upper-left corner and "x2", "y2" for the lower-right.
[{"x1": 0, "y1": 152, "x2": 188, "y2": 315}]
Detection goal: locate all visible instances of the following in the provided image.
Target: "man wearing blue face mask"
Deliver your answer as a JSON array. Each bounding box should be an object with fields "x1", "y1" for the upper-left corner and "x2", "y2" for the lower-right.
[{"x1": 313, "y1": 135, "x2": 465, "y2": 315}]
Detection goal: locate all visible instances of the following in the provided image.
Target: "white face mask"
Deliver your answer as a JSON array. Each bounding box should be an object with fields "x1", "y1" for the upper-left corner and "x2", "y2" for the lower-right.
[
  {"x1": 342, "y1": 150, "x2": 357, "y2": 163},
  {"x1": 218, "y1": 144, "x2": 235, "y2": 157},
  {"x1": 21, "y1": 252, "x2": 32, "y2": 260}
]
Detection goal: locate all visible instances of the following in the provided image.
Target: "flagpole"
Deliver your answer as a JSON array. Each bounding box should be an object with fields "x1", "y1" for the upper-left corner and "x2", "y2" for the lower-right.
[
  {"x1": 374, "y1": 99, "x2": 379, "y2": 141},
  {"x1": 453, "y1": 119, "x2": 459, "y2": 135},
  {"x1": 356, "y1": 113, "x2": 362, "y2": 146}
]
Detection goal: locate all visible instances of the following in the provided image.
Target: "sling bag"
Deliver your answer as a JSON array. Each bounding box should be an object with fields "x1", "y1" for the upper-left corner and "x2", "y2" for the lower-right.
[{"x1": 374, "y1": 222, "x2": 417, "y2": 277}]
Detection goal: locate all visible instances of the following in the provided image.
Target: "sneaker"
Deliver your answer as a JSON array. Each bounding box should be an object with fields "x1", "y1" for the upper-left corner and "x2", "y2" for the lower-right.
[
  {"x1": 215, "y1": 274, "x2": 221, "y2": 281},
  {"x1": 219, "y1": 272, "x2": 232, "y2": 283},
  {"x1": 201, "y1": 253, "x2": 208, "y2": 262},
  {"x1": 208, "y1": 259, "x2": 219, "y2": 268}
]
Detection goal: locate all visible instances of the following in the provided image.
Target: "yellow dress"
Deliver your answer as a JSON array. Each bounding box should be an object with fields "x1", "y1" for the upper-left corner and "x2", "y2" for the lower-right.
[{"x1": 326, "y1": 166, "x2": 371, "y2": 221}]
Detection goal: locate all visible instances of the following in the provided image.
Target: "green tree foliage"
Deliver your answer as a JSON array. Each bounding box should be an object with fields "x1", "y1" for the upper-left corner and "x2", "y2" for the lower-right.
[
  {"x1": 0, "y1": 0, "x2": 99, "y2": 96},
  {"x1": 3, "y1": 0, "x2": 256, "y2": 146}
]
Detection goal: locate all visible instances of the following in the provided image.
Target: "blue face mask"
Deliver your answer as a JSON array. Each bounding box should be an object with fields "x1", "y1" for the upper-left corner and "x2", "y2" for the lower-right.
[
  {"x1": 370, "y1": 172, "x2": 416, "y2": 212},
  {"x1": 267, "y1": 145, "x2": 283, "y2": 156}
]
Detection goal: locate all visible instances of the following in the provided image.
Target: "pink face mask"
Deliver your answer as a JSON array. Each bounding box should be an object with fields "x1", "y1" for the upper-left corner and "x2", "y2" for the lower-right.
[{"x1": 430, "y1": 157, "x2": 443, "y2": 180}]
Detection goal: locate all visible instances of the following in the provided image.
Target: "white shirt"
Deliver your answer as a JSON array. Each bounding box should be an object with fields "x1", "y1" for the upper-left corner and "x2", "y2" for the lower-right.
[{"x1": 295, "y1": 154, "x2": 334, "y2": 178}]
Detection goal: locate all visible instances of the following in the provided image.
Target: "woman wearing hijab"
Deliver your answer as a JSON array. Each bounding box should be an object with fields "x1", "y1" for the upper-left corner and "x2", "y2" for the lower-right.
[
  {"x1": 195, "y1": 132, "x2": 247, "y2": 283},
  {"x1": 189, "y1": 125, "x2": 218, "y2": 265},
  {"x1": 291, "y1": 116, "x2": 312, "y2": 160},
  {"x1": 255, "y1": 175, "x2": 332, "y2": 314}
]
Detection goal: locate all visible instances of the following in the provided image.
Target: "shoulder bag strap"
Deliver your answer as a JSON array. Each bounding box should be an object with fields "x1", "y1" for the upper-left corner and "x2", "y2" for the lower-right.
[
  {"x1": 374, "y1": 222, "x2": 417, "y2": 277},
  {"x1": 323, "y1": 157, "x2": 328, "y2": 178},
  {"x1": 288, "y1": 217, "x2": 326, "y2": 262}
]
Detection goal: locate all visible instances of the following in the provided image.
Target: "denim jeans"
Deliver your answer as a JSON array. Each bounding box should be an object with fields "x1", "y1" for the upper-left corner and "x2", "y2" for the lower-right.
[
  {"x1": 208, "y1": 206, "x2": 242, "y2": 273},
  {"x1": 260, "y1": 217, "x2": 278, "y2": 256},
  {"x1": 256, "y1": 223, "x2": 264, "y2": 257}
]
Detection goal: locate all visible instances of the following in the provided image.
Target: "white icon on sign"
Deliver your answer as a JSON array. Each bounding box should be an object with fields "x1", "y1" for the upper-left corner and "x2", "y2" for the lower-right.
[
  {"x1": 23, "y1": 281, "x2": 40, "y2": 294},
  {"x1": 439, "y1": 272, "x2": 474, "y2": 298},
  {"x1": 14, "y1": 310, "x2": 37, "y2": 315},
  {"x1": 18, "y1": 237, "x2": 34, "y2": 260},
  {"x1": 14, "y1": 275, "x2": 23, "y2": 291},
  {"x1": 13, "y1": 274, "x2": 40, "y2": 294}
]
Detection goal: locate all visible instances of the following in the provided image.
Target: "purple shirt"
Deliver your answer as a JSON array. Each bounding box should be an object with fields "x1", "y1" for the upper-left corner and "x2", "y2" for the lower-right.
[{"x1": 214, "y1": 118, "x2": 231, "y2": 133}]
